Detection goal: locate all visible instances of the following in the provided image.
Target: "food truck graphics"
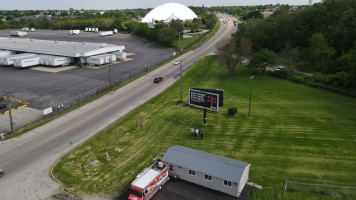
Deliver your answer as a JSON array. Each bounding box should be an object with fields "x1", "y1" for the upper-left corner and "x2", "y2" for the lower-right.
[{"x1": 129, "y1": 159, "x2": 169, "y2": 200}]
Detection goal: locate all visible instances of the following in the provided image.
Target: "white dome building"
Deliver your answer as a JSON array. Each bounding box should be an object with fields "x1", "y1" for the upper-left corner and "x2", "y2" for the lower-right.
[{"x1": 142, "y1": 3, "x2": 198, "y2": 23}]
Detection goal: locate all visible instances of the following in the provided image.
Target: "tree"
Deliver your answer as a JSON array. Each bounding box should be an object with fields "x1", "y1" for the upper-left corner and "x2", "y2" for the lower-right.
[
  {"x1": 304, "y1": 33, "x2": 335, "y2": 71},
  {"x1": 216, "y1": 37, "x2": 252, "y2": 76},
  {"x1": 249, "y1": 49, "x2": 277, "y2": 74}
]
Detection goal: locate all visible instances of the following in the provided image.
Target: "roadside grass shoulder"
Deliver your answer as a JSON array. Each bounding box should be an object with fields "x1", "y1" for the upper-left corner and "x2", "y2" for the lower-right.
[{"x1": 53, "y1": 56, "x2": 356, "y2": 199}]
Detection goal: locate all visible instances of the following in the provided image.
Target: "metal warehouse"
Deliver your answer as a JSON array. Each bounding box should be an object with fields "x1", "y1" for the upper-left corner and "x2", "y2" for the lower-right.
[
  {"x1": 0, "y1": 37, "x2": 125, "y2": 67},
  {"x1": 162, "y1": 145, "x2": 250, "y2": 198}
]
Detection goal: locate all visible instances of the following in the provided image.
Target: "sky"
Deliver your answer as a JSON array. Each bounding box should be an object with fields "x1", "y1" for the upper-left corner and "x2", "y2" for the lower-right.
[{"x1": 1, "y1": 0, "x2": 323, "y2": 10}]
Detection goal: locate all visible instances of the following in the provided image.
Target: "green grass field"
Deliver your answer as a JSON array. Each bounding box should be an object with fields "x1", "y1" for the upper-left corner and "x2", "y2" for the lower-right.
[{"x1": 53, "y1": 56, "x2": 356, "y2": 199}]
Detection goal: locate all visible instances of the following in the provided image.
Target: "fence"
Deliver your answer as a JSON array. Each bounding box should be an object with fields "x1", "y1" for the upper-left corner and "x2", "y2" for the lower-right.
[
  {"x1": 284, "y1": 179, "x2": 356, "y2": 198},
  {"x1": 43, "y1": 66, "x2": 147, "y2": 114}
]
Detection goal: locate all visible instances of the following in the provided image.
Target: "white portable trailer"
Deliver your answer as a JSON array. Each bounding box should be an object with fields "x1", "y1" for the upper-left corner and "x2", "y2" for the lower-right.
[
  {"x1": 13, "y1": 56, "x2": 42, "y2": 68},
  {"x1": 41, "y1": 56, "x2": 72, "y2": 66},
  {"x1": 85, "y1": 27, "x2": 89, "y2": 32},
  {"x1": 10, "y1": 31, "x2": 27, "y2": 37},
  {"x1": 99, "y1": 54, "x2": 116, "y2": 63},
  {"x1": 113, "y1": 52, "x2": 126, "y2": 60},
  {"x1": 99, "y1": 31, "x2": 113, "y2": 37},
  {"x1": 0, "y1": 50, "x2": 15, "y2": 57},
  {"x1": 69, "y1": 30, "x2": 80, "y2": 35},
  {"x1": 94, "y1": 28, "x2": 99, "y2": 33},
  {"x1": 86, "y1": 56, "x2": 105, "y2": 66},
  {"x1": 0, "y1": 53, "x2": 36, "y2": 65}
]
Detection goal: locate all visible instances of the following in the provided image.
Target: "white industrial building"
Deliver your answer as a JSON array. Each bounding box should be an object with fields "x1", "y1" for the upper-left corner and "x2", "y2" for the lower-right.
[
  {"x1": 0, "y1": 37, "x2": 125, "y2": 67},
  {"x1": 162, "y1": 145, "x2": 250, "y2": 198},
  {"x1": 141, "y1": 3, "x2": 198, "y2": 23}
]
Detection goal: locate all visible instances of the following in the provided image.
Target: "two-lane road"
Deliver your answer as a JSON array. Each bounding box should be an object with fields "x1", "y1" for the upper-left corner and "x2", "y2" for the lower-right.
[{"x1": 0, "y1": 14, "x2": 237, "y2": 200}]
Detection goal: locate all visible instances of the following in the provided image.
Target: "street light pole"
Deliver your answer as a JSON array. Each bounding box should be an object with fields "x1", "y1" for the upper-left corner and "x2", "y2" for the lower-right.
[
  {"x1": 178, "y1": 32, "x2": 181, "y2": 53},
  {"x1": 108, "y1": 62, "x2": 112, "y2": 90},
  {"x1": 145, "y1": 44, "x2": 148, "y2": 71},
  {"x1": 179, "y1": 60, "x2": 183, "y2": 103},
  {"x1": 248, "y1": 76, "x2": 254, "y2": 119}
]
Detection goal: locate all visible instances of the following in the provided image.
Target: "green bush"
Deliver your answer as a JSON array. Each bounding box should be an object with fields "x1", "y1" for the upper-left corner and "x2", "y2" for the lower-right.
[{"x1": 228, "y1": 107, "x2": 238, "y2": 116}]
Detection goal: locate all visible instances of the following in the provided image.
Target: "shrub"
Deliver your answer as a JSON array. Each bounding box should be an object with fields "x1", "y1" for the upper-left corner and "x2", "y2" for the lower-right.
[{"x1": 228, "y1": 107, "x2": 238, "y2": 116}]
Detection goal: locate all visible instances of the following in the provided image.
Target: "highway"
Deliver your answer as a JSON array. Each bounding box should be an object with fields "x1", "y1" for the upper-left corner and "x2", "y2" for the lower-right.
[{"x1": 0, "y1": 14, "x2": 237, "y2": 200}]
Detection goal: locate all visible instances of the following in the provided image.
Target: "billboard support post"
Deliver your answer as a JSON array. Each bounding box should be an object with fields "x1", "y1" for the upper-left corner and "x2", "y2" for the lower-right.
[{"x1": 203, "y1": 108, "x2": 207, "y2": 125}]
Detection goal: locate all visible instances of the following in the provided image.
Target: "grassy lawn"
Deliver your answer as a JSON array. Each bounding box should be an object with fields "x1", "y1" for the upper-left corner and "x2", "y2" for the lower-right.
[
  {"x1": 172, "y1": 22, "x2": 221, "y2": 52},
  {"x1": 53, "y1": 56, "x2": 356, "y2": 199}
]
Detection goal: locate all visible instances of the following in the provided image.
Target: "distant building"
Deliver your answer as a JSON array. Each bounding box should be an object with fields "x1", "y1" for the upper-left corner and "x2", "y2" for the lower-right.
[
  {"x1": 162, "y1": 145, "x2": 251, "y2": 198},
  {"x1": 141, "y1": 3, "x2": 197, "y2": 23}
]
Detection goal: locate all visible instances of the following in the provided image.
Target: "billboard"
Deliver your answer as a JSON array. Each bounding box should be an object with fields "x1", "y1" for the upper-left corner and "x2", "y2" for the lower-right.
[
  {"x1": 191, "y1": 88, "x2": 224, "y2": 107},
  {"x1": 189, "y1": 89, "x2": 219, "y2": 111}
]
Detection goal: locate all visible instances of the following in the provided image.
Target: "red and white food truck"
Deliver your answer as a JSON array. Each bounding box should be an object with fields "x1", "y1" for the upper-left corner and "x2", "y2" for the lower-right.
[{"x1": 128, "y1": 159, "x2": 169, "y2": 200}]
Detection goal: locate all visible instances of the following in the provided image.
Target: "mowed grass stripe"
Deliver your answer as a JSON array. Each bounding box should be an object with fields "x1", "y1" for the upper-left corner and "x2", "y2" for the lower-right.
[{"x1": 53, "y1": 56, "x2": 356, "y2": 199}]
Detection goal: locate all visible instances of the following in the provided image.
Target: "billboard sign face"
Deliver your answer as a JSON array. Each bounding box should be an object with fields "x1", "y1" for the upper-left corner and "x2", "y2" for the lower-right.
[
  {"x1": 189, "y1": 89, "x2": 219, "y2": 111},
  {"x1": 191, "y1": 88, "x2": 224, "y2": 107}
]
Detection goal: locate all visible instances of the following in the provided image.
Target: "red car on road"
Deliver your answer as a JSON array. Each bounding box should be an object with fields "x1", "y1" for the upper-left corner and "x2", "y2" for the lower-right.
[{"x1": 154, "y1": 77, "x2": 163, "y2": 83}]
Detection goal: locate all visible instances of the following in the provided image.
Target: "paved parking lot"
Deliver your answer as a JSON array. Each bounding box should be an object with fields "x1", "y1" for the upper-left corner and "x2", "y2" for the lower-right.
[
  {"x1": 0, "y1": 30, "x2": 174, "y2": 110},
  {"x1": 116, "y1": 179, "x2": 256, "y2": 200}
]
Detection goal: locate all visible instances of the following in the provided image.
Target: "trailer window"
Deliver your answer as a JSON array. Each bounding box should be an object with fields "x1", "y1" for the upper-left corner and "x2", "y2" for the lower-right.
[
  {"x1": 130, "y1": 188, "x2": 142, "y2": 198},
  {"x1": 188, "y1": 169, "x2": 195, "y2": 176},
  {"x1": 205, "y1": 174, "x2": 212, "y2": 181},
  {"x1": 224, "y1": 180, "x2": 232, "y2": 187},
  {"x1": 169, "y1": 165, "x2": 174, "y2": 171}
]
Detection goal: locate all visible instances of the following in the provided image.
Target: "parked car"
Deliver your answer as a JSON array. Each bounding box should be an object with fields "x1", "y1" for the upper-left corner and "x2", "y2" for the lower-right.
[
  {"x1": 173, "y1": 60, "x2": 181, "y2": 65},
  {"x1": 154, "y1": 77, "x2": 164, "y2": 83},
  {"x1": 0, "y1": 104, "x2": 6, "y2": 109}
]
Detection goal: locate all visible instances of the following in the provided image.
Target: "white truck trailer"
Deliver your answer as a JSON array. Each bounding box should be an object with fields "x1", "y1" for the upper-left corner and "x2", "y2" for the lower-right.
[
  {"x1": 10, "y1": 31, "x2": 27, "y2": 37},
  {"x1": 13, "y1": 56, "x2": 42, "y2": 68},
  {"x1": 68, "y1": 30, "x2": 80, "y2": 35},
  {"x1": 99, "y1": 31, "x2": 113, "y2": 37},
  {"x1": 0, "y1": 50, "x2": 15, "y2": 57},
  {"x1": 99, "y1": 54, "x2": 116, "y2": 63},
  {"x1": 41, "y1": 56, "x2": 72, "y2": 66},
  {"x1": 0, "y1": 53, "x2": 36, "y2": 65},
  {"x1": 113, "y1": 52, "x2": 127, "y2": 61},
  {"x1": 86, "y1": 55, "x2": 105, "y2": 66}
]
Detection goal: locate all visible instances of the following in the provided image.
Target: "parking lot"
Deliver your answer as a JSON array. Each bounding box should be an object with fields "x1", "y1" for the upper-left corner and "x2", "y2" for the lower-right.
[
  {"x1": 0, "y1": 30, "x2": 174, "y2": 110},
  {"x1": 116, "y1": 179, "x2": 256, "y2": 200}
]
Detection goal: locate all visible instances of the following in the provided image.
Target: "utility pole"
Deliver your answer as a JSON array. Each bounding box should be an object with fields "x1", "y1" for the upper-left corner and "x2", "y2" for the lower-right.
[
  {"x1": 179, "y1": 60, "x2": 183, "y2": 103},
  {"x1": 3, "y1": 91, "x2": 14, "y2": 132},
  {"x1": 248, "y1": 76, "x2": 254, "y2": 119}
]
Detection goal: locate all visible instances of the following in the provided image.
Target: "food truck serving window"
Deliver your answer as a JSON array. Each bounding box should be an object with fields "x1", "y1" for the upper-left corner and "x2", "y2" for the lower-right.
[{"x1": 130, "y1": 188, "x2": 142, "y2": 198}]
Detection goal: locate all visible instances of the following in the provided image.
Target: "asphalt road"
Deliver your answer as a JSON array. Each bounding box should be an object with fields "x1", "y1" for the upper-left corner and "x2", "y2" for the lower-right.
[
  {"x1": 0, "y1": 14, "x2": 237, "y2": 200},
  {"x1": 0, "y1": 30, "x2": 174, "y2": 109}
]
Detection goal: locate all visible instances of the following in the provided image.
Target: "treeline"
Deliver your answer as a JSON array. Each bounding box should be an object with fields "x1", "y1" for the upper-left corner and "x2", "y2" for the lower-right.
[
  {"x1": 210, "y1": 4, "x2": 304, "y2": 20},
  {"x1": 0, "y1": 9, "x2": 149, "y2": 30},
  {"x1": 234, "y1": 0, "x2": 356, "y2": 90},
  {"x1": 126, "y1": 13, "x2": 217, "y2": 47}
]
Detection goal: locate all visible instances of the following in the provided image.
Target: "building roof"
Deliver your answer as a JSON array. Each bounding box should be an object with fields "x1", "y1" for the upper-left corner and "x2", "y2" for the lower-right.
[
  {"x1": 141, "y1": 3, "x2": 198, "y2": 23},
  {"x1": 162, "y1": 145, "x2": 250, "y2": 183},
  {"x1": 0, "y1": 37, "x2": 124, "y2": 58}
]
